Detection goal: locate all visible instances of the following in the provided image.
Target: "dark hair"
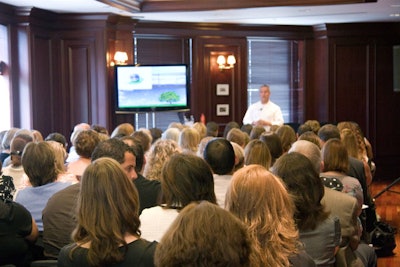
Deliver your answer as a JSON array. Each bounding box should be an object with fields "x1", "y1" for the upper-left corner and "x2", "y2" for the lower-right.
[
  {"x1": 203, "y1": 138, "x2": 235, "y2": 175},
  {"x1": 259, "y1": 132, "x2": 283, "y2": 165},
  {"x1": 298, "y1": 131, "x2": 322, "y2": 149},
  {"x1": 91, "y1": 138, "x2": 135, "y2": 164},
  {"x1": 297, "y1": 124, "x2": 312, "y2": 136},
  {"x1": 249, "y1": 126, "x2": 266, "y2": 140},
  {"x1": 90, "y1": 124, "x2": 109, "y2": 135},
  {"x1": 271, "y1": 152, "x2": 329, "y2": 230},
  {"x1": 22, "y1": 142, "x2": 57, "y2": 186},
  {"x1": 206, "y1": 121, "x2": 219, "y2": 137},
  {"x1": 45, "y1": 132, "x2": 68, "y2": 149},
  {"x1": 120, "y1": 136, "x2": 145, "y2": 173},
  {"x1": 155, "y1": 201, "x2": 257, "y2": 267},
  {"x1": 240, "y1": 124, "x2": 253, "y2": 136},
  {"x1": 132, "y1": 131, "x2": 152, "y2": 152},
  {"x1": 223, "y1": 121, "x2": 240, "y2": 138},
  {"x1": 149, "y1": 128, "x2": 163, "y2": 144},
  {"x1": 161, "y1": 154, "x2": 216, "y2": 208},
  {"x1": 318, "y1": 124, "x2": 340, "y2": 142}
]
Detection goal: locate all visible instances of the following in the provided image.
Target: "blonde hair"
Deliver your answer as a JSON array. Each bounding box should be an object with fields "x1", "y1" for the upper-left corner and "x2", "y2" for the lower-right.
[
  {"x1": 192, "y1": 122, "x2": 207, "y2": 139},
  {"x1": 46, "y1": 140, "x2": 68, "y2": 174},
  {"x1": 143, "y1": 139, "x2": 182, "y2": 181},
  {"x1": 178, "y1": 127, "x2": 200, "y2": 154},
  {"x1": 226, "y1": 165, "x2": 300, "y2": 267}
]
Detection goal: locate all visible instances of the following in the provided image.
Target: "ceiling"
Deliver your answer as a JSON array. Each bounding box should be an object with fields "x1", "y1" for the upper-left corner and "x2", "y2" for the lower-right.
[{"x1": 1, "y1": 0, "x2": 399, "y2": 26}]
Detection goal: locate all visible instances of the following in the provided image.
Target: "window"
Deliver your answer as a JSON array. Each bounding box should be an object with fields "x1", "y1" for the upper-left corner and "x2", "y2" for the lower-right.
[
  {"x1": 247, "y1": 38, "x2": 304, "y2": 124},
  {"x1": 0, "y1": 24, "x2": 11, "y2": 131}
]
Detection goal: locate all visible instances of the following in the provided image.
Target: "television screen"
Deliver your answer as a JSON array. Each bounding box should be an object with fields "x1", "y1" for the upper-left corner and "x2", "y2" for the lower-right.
[{"x1": 114, "y1": 64, "x2": 190, "y2": 113}]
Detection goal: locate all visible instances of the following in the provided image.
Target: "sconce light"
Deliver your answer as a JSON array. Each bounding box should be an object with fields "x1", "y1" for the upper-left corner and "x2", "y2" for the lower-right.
[
  {"x1": 114, "y1": 51, "x2": 128, "y2": 65},
  {"x1": 217, "y1": 55, "x2": 236, "y2": 70}
]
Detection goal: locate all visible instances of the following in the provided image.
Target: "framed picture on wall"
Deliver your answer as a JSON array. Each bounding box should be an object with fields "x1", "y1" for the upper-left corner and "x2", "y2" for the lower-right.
[
  {"x1": 216, "y1": 84, "x2": 229, "y2": 96},
  {"x1": 216, "y1": 104, "x2": 229, "y2": 116}
]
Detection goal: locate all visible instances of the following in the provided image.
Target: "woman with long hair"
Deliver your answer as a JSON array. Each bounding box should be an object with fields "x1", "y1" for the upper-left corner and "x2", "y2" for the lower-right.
[
  {"x1": 225, "y1": 165, "x2": 315, "y2": 267},
  {"x1": 58, "y1": 158, "x2": 157, "y2": 266}
]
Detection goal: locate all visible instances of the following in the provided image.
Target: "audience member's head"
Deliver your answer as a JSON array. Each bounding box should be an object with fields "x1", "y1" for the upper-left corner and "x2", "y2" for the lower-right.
[
  {"x1": 296, "y1": 123, "x2": 312, "y2": 137},
  {"x1": 321, "y1": 138, "x2": 349, "y2": 173},
  {"x1": 226, "y1": 165, "x2": 299, "y2": 266},
  {"x1": 259, "y1": 132, "x2": 283, "y2": 166},
  {"x1": 2, "y1": 128, "x2": 19, "y2": 152},
  {"x1": 249, "y1": 126, "x2": 266, "y2": 140},
  {"x1": 231, "y1": 142, "x2": 245, "y2": 173},
  {"x1": 340, "y1": 128, "x2": 359, "y2": 159},
  {"x1": 10, "y1": 134, "x2": 33, "y2": 167},
  {"x1": 275, "y1": 124, "x2": 296, "y2": 153},
  {"x1": 22, "y1": 142, "x2": 57, "y2": 187},
  {"x1": 161, "y1": 154, "x2": 216, "y2": 208},
  {"x1": 45, "y1": 132, "x2": 68, "y2": 150},
  {"x1": 90, "y1": 124, "x2": 109, "y2": 136},
  {"x1": 31, "y1": 130, "x2": 44, "y2": 142},
  {"x1": 240, "y1": 124, "x2": 253, "y2": 136},
  {"x1": 120, "y1": 136, "x2": 145, "y2": 175},
  {"x1": 178, "y1": 127, "x2": 200, "y2": 154},
  {"x1": 226, "y1": 128, "x2": 247, "y2": 148},
  {"x1": 73, "y1": 130, "x2": 100, "y2": 159},
  {"x1": 304, "y1": 120, "x2": 321, "y2": 134},
  {"x1": 197, "y1": 136, "x2": 214, "y2": 158},
  {"x1": 149, "y1": 128, "x2": 162, "y2": 144},
  {"x1": 288, "y1": 140, "x2": 322, "y2": 174},
  {"x1": 244, "y1": 139, "x2": 272, "y2": 169},
  {"x1": 271, "y1": 152, "x2": 329, "y2": 231},
  {"x1": 46, "y1": 140, "x2": 68, "y2": 174},
  {"x1": 206, "y1": 121, "x2": 219, "y2": 137},
  {"x1": 192, "y1": 122, "x2": 207, "y2": 140},
  {"x1": 69, "y1": 123, "x2": 90, "y2": 146},
  {"x1": 144, "y1": 139, "x2": 182, "y2": 181},
  {"x1": 73, "y1": 157, "x2": 140, "y2": 267},
  {"x1": 318, "y1": 124, "x2": 340, "y2": 144},
  {"x1": 161, "y1": 127, "x2": 180, "y2": 143},
  {"x1": 91, "y1": 138, "x2": 137, "y2": 180},
  {"x1": 223, "y1": 121, "x2": 240, "y2": 138},
  {"x1": 298, "y1": 130, "x2": 322, "y2": 149},
  {"x1": 155, "y1": 201, "x2": 257, "y2": 267},
  {"x1": 203, "y1": 138, "x2": 235, "y2": 175},
  {"x1": 132, "y1": 130, "x2": 152, "y2": 153},
  {"x1": 110, "y1": 123, "x2": 134, "y2": 138}
]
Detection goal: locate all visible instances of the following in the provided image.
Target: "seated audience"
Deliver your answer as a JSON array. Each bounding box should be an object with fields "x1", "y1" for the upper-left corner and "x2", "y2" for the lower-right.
[
  {"x1": 0, "y1": 198, "x2": 39, "y2": 266},
  {"x1": 298, "y1": 130, "x2": 322, "y2": 148},
  {"x1": 42, "y1": 138, "x2": 138, "y2": 259},
  {"x1": 226, "y1": 128, "x2": 247, "y2": 147},
  {"x1": 226, "y1": 165, "x2": 316, "y2": 267},
  {"x1": 66, "y1": 123, "x2": 90, "y2": 163},
  {"x1": 272, "y1": 153, "x2": 341, "y2": 266},
  {"x1": 143, "y1": 139, "x2": 181, "y2": 181},
  {"x1": 178, "y1": 127, "x2": 200, "y2": 155},
  {"x1": 296, "y1": 123, "x2": 312, "y2": 138},
  {"x1": 231, "y1": 142, "x2": 245, "y2": 173},
  {"x1": 223, "y1": 121, "x2": 240, "y2": 138},
  {"x1": 154, "y1": 201, "x2": 260, "y2": 267},
  {"x1": 161, "y1": 127, "x2": 180, "y2": 143},
  {"x1": 132, "y1": 130, "x2": 152, "y2": 154},
  {"x1": 140, "y1": 153, "x2": 217, "y2": 242},
  {"x1": 259, "y1": 131, "x2": 283, "y2": 166},
  {"x1": 15, "y1": 142, "x2": 73, "y2": 232},
  {"x1": 244, "y1": 139, "x2": 272, "y2": 169},
  {"x1": 206, "y1": 121, "x2": 219, "y2": 137},
  {"x1": 304, "y1": 119, "x2": 321, "y2": 135},
  {"x1": 196, "y1": 136, "x2": 214, "y2": 158},
  {"x1": 1, "y1": 127, "x2": 19, "y2": 165},
  {"x1": 249, "y1": 125, "x2": 266, "y2": 140},
  {"x1": 3, "y1": 134, "x2": 33, "y2": 190},
  {"x1": 110, "y1": 122, "x2": 134, "y2": 138},
  {"x1": 192, "y1": 122, "x2": 207, "y2": 140},
  {"x1": 45, "y1": 132, "x2": 68, "y2": 151},
  {"x1": 149, "y1": 127, "x2": 162, "y2": 144},
  {"x1": 46, "y1": 140, "x2": 78, "y2": 184},
  {"x1": 203, "y1": 138, "x2": 235, "y2": 207},
  {"x1": 276, "y1": 124, "x2": 297, "y2": 153},
  {"x1": 58, "y1": 158, "x2": 157, "y2": 266},
  {"x1": 66, "y1": 129, "x2": 100, "y2": 179}
]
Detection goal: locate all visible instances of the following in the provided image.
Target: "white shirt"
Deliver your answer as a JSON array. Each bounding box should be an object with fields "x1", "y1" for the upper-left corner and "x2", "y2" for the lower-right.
[
  {"x1": 213, "y1": 174, "x2": 232, "y2": 208},
  {"x1": 139, "y1": 206, "x2": 179, "y2": 242},
  {"x1": 242, "y1": 100, "x2": 284, "y2": 129}
]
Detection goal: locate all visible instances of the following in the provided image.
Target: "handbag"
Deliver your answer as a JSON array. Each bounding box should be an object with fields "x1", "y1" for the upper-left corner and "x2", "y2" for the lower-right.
[{"x1": 370, "y1": 221, "x2": 397, "y2": 257}]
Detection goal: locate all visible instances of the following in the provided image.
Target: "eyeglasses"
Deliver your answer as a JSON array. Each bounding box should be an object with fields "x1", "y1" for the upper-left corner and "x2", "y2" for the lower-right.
[{"x1": 10, "y1": 151, "x2": 22, "y2": 156}]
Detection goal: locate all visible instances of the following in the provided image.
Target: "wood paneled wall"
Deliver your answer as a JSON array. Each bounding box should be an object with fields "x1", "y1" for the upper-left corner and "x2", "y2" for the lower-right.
[{"x1": 1, "y1": 1, "x2": 399, "y2": 179}]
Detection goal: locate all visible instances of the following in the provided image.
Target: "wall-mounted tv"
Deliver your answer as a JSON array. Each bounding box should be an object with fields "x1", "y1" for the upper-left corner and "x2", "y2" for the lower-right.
[{"x1": 114, "y1": 64, "x2": 190, "y2": 113}]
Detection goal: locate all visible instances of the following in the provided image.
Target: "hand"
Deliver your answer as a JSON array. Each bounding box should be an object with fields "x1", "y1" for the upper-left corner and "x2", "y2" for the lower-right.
[{"x1": 253, "y1": 119, "x2": 271, "y2": 127}]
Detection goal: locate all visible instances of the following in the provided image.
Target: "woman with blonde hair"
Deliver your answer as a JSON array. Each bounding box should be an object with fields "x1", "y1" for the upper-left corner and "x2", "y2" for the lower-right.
[
  {"x1": 178, "y1": 127, "x2": 200, "y2": 155},
  {"x1": 46, "y1": 140, "x2": 78, "y2": 184},
  {"x1": 58, "y1": 158, "x2": 157, "y2": 266},
  {"x1": 143, "y1": 139, "x2": 181, "y2": 181},
  {"x1": 226, "y1": 165, "x2": 315, "y2": 267}
]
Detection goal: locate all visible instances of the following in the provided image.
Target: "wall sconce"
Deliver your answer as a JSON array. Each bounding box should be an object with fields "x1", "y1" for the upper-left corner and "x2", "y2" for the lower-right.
[
  {"x1": 217, "y1": 55, "x2": 236, "y2": 70},
  {"x1": 114, "y1": 51, "x2": 128, "y2": 65}
]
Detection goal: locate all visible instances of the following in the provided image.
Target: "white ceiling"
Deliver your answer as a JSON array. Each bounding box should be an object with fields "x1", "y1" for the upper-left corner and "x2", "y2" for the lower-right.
[{"x1": 1, "y1": 0, "x2": 400, "y2": 26}]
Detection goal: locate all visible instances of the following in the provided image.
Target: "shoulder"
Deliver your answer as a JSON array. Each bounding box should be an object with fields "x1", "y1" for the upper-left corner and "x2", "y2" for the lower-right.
[{"x1": 290, "y1": 250, "x2": 316, "y2": 267}]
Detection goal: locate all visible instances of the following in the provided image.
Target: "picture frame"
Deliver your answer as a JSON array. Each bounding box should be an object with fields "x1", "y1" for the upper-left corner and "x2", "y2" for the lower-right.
[
  {"x1": 216, "y1": 104, "x2": 229, "y2": 116},
  {"x1": 216, "y1": 84, "x2": 229, "y2": 96}
]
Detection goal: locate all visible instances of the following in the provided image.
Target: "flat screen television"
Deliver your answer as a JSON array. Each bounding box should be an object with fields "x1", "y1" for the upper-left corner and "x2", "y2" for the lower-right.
[{"x1": 114, "y1": 64, "x2": 190, "y2": 113}]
